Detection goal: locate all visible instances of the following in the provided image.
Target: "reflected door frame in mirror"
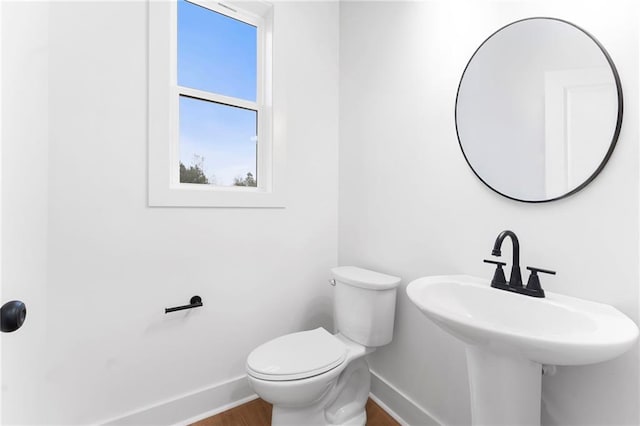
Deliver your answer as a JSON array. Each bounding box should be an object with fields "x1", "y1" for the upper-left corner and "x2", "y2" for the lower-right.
[{"x1": 455, "y1": 17, "x2": 623, "y2": 203}]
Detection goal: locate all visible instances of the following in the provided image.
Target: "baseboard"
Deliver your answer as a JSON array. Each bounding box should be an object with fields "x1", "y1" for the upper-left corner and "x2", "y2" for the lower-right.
[
  {"x1": 100, "y1": 375, "x2": 256, "y2": 425},
  {"x1": 370, "y1": 369, "x2": 443, "y2": 426},
  {"x1": 100, "y1": 369, "x2": 440, "y2": 425}
]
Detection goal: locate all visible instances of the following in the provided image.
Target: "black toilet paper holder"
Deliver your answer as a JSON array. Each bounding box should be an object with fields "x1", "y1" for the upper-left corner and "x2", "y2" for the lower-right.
[{"x1": 165, "y1": 296, "x2": 203, "y2": 314}]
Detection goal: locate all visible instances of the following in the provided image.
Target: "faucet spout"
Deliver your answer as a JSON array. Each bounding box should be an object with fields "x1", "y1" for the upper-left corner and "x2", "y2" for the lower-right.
[{"x1": 492, "y1": 230, "x2": 522, "y2": 287}]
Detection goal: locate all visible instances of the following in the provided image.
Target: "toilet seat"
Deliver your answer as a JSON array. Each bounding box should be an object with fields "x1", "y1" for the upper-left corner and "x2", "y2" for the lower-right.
[{"x1": 247, "y1": 328, "x2": 347, "y2": 381}]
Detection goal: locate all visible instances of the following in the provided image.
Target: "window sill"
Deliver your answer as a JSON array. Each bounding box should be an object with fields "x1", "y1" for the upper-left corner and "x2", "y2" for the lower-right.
[{"x1": 148, "y1": 184, "x2": 286, "y2": 208}]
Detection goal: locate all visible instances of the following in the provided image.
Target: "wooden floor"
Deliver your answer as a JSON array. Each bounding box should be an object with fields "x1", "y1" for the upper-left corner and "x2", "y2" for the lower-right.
[{"x1": 192, "y1": 397, "x2": 400, "y2": 426}]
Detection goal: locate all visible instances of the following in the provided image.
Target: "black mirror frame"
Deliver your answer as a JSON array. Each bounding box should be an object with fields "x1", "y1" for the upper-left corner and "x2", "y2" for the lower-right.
[{"x1": 454, "y1": 17, "x2": 623, "y2": 203}]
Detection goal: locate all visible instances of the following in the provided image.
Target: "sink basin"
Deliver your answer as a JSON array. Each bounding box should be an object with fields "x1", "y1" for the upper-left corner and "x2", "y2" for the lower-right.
[
  {"x1": 407, "y1": 275, "x2": 638, "y2": 365},
  {"x1": 407, "y1": 275, "x2": 639, "y2": 425}
]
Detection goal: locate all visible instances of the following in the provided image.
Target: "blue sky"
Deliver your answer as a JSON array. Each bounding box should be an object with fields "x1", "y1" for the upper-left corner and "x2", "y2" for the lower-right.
[{"x1": 178, "y1": 0, "x2": 257, "y2": 186}]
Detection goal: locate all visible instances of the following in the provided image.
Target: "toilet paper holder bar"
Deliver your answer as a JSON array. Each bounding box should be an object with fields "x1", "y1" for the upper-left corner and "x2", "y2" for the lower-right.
[{"x1": 165, "y1": 296, "x2": 203, "y2": 314}]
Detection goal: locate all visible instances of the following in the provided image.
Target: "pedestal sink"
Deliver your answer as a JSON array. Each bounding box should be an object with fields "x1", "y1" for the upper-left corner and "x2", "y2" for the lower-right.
[{"x1": 407, "y1": 275, "x2": 638, "y2": 426}]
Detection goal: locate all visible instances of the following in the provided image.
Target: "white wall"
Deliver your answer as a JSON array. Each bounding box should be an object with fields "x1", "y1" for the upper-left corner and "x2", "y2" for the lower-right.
[
  {"x1": 3, "y1": 1, "x2": 339, "y2": 423},
  {"x1": 339, "y1": 1, "x2": 639, "y2": 425}
]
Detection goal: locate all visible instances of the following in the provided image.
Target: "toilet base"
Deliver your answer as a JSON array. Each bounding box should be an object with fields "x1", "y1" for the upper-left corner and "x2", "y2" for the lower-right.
[
  {"x1": 342, "y1": 411, "x2": 366, "y2": 426},
  {"x1": 272, "y1": 404, "x2": 366, "y2": 426},
  {"x1": 270, "y1": 357, "x2": 371, "y2": 426}
]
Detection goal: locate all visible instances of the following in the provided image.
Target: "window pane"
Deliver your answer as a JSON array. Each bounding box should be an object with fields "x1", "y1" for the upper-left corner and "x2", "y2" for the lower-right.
[
  {"x1": 178, "y1": 0, "x2": 257, "y2": 101},
  {"x1": 179, "y1": 96, "x2": 257, "y2": 187}
]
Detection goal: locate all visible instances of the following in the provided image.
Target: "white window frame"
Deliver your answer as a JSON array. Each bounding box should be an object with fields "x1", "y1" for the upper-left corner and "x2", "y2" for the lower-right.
[{"x1": 148, "y1": 0, "x2": 284, "y2": 208}]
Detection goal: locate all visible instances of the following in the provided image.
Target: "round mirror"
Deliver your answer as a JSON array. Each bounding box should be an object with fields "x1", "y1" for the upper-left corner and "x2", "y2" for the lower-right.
[{"x1": 455, "y1": 17, "x2": 622, "y2": 203}]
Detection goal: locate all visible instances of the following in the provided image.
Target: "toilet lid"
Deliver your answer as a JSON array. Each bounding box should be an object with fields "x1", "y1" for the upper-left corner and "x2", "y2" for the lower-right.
[{"x1": 247, "y1": 328, "x2": 347, "y2": 381}]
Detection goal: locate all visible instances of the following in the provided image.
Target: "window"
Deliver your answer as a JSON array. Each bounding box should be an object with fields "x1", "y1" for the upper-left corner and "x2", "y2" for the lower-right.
[{"x1": 149, "y1": 0, "x2": 282, "y2": 207}]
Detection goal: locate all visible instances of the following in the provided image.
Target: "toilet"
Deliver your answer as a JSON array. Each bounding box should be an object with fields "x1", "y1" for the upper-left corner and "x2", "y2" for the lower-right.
[{"x1": 246, "y1": 266, "x2": 401, "y2": 426}]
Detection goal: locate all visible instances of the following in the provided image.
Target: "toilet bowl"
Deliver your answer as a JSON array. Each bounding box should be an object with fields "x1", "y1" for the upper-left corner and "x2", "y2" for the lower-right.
[
  {"x1": 247, "y1": 329, "x2": 373, "y2": 425},
  {"x1": 246, "y1": 266, "x2": 401, "y2": 426}
]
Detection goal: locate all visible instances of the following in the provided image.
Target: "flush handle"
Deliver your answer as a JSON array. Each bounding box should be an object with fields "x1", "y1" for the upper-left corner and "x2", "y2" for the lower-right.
[{"x1": 328, "y1": 279, "x2": 336, "y2": 286}]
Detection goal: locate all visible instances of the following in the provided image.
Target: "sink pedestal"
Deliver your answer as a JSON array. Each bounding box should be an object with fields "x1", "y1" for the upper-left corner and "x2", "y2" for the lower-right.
[{"x1": 466, "y1": 345, "x2": 542, "y2": 426}]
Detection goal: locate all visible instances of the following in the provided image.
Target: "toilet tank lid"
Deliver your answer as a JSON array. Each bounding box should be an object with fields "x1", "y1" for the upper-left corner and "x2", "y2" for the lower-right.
[{"x1": 331, "y1": 266, "x2": 401, "y2": 290}]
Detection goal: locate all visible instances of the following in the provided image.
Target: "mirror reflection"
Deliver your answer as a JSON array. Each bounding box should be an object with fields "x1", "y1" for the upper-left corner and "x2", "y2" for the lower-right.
[{"x1": 456, "y1": 18, "x2": 622, "y2": 202}]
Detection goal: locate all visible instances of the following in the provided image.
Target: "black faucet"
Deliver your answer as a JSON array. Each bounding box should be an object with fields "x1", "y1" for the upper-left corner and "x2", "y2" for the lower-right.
[
  {"x1": 491, "y1": 230, "x2": 522, "y2": 288},
  {"x1": 484, "y1": 230, "x2": 556, "y2": 298}
]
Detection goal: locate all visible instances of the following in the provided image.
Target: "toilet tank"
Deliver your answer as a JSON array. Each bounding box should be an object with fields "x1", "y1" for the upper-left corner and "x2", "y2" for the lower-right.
[{"x1": 331, "y1": 266, "x2": 401, "y2": 347}]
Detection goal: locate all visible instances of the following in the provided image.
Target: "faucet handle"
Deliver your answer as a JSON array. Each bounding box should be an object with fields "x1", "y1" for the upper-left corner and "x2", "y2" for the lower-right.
[
  {"x1": 525, "y1": 266, "x2": 556, "y2": 298},
  {"x1": 483, "y1": 259, "x2": 507, "y2": 287},
  {"x1": 526, "y1": 266, "x2": 556, "y2": 275}
]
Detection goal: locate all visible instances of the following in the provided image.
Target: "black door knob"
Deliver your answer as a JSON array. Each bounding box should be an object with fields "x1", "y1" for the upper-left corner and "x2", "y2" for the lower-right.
[{"x1": 1, "y1": 300, "x2": 26, "y2": 333}]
